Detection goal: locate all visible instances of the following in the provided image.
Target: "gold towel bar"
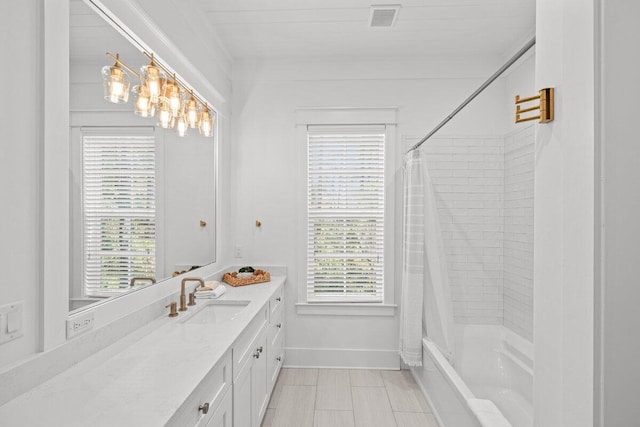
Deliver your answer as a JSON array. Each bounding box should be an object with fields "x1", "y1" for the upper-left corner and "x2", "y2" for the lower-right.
[{"x1": 515, "y1": 88, "x2": 554, "y2": 124}]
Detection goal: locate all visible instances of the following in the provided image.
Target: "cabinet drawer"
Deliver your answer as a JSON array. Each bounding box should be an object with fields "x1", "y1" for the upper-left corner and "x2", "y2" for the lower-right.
[
  {"x1": 269, "y1": 285, "x2": 284, "y2": 319},
  {"x1": 233, "y1": 303, "x2": 269, "y2": 380},
  {"x1": 201, "y1": 386, "x2": 232, "y2": 427},
  {"x1": 167, "y1": 350, "x2": 232, "y2": 427}
]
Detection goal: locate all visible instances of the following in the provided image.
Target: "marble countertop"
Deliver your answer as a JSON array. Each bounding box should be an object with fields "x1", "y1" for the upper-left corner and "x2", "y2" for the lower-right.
[{"x1": 0, "y1": 276, "x2": 286, "y2": 427}]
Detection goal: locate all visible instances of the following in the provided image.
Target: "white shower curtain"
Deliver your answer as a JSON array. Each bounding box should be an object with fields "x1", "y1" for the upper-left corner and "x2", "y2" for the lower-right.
[{"x1": 400, "y1": 149, "x2": 455, "y2": 366}]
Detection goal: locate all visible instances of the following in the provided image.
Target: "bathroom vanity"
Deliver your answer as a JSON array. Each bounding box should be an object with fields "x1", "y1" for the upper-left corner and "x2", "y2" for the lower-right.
[{"x1": 0, "y1": 276, "x2": 286, "y2": 427}]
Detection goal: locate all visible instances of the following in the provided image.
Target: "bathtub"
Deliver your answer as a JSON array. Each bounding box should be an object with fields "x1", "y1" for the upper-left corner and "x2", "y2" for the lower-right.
[{"x1": 411, "y1": 325, "x2": 533, "y2": 427}]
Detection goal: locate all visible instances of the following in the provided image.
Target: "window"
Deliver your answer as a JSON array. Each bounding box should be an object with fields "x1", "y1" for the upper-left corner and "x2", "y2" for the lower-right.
[
  {"x1": 306, "y1": 125, "x2": 385, "y2": 303},
  {"x1": 82, "y1": 133, "x2": 156, "y2": 296}
]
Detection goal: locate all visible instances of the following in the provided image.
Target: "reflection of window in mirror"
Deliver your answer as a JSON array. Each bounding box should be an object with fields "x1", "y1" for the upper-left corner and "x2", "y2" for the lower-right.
[
  {"x1": 83, "y1": 130, "x2": 156, "y2": 296},
  {"x1": 69, "y1": 127, "x2": 165, "y2": 310}
]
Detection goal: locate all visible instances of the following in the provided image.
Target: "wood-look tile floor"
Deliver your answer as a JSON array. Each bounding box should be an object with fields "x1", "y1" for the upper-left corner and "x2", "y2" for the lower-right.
[{"x1": 262, "y1": 368, "x2": 439, "y2": 427}]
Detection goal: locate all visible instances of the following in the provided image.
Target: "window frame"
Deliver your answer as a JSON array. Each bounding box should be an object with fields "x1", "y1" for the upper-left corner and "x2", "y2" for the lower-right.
[{"x1": 294, "y1": 108, "x2": 397, "y2": 316}]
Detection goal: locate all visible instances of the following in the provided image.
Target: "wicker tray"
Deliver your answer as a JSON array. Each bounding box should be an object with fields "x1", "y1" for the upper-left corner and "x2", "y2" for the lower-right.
[{"x1": 222, "y1": 270, "x2": 271, "y2": 287}]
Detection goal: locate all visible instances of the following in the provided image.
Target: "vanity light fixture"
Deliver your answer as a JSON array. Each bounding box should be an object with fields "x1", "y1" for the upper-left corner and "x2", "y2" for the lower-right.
[
  {"x1": 175, "y1": 109, "x2": 189, "y2": 137},
  {"x1": 185, "y1": 91, "x2": 200, "y2": 129},
  {"x1": 102, "y1": 54, "x2": 130, "y2": 104},
  {"x1": 199, "y1": 105, "x2": 214, "y2": 137},
  {"x1": 102, "y1": 51, "x2": 216, "y2": 138},
  {"x1": 132, "y1": 83, "x2": 154, "y2": 117},
  {"x1": 158, "y1": 100, "x2": 173, "y2": 129},
  {"x1": 140, "y1": 56, "x2": 165, "y2": 104}
]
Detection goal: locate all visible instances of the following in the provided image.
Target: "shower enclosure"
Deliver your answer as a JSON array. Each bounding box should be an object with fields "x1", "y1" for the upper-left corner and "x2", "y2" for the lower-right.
[{"x1": 401, "y1": 40, "x2": 536, "y2": 427}]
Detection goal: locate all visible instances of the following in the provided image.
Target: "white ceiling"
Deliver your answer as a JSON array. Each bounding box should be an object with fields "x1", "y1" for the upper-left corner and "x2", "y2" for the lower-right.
[{"x1": 199, "y1": 0, "x2": 536, "y2": 60}]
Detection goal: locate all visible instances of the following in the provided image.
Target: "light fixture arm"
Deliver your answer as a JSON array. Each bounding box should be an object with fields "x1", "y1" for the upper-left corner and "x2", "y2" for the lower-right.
[
  {"x1": 141, "y1": 51, "x2": 209, "y2": 109},
  {"x1": 105, "y1": 52, "x2": 141, "y2": 79}
]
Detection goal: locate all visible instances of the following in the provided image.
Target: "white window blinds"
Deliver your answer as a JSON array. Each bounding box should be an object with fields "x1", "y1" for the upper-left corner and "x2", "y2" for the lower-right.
[
  {"x1": 307, "y1": 125, "x2": 385, "y2": 302},
  {"x1": 82, "y1": 133, "x2": 156, "y2": 296}
]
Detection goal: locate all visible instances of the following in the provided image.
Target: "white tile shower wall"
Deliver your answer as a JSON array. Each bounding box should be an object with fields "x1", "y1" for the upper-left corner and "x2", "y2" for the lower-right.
[
  {"x1": 423, "y1": 136, "x2": 504, "y2": 325},
  {"x1": 503, "y1": 125, "x2": 535, "y2": 340}
]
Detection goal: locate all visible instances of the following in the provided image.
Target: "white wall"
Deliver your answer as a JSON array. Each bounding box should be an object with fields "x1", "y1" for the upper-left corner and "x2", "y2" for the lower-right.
[
  {"x1": 230, "y1": 56, "x2": 510, "y2": 367},
  {"x1": 534, "y1": 1, "x2": 595, "y2": 426},
  {"x1": 0, "y1": 0, "x2": 43, "y2": 368},
  {"x1": 597, "y1": 1, "x2": 640, "y2": 425}
]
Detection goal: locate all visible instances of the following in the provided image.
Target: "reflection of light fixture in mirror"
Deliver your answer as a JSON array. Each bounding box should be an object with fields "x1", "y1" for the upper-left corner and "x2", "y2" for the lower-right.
[
  {"x1": 162, "y1": 74, "x2": 182, "y2": 116},
  {"x1": 102, "y1": 54, "x2": 130, "y2": 104},
  {"x1": 103, "y1": 51, "x2": 216, "y2": 138},
  {"x1": 132, "y1": 84, "x2": 155, "y2": 117},
  {"x1": 176, "y1": 113, "x2": 188, "y2": 137},
  {"x1": 199, "y1": 105, "x2": 214, "y2": 137},
  {"x1": 158, "y1": 101, "x2": 173, "y2": 128},
  {"x1": 185, "y1": 91, "x2": 200, "y2": 128},
  {"x1": 140, "y1": 55, "x2": 165, "y2": 104}
]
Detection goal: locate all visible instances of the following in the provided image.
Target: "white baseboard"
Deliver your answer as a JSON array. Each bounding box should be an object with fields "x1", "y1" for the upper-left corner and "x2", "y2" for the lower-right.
[{"x1": 284, "y1": 347, "x2": 400, "y2": 369}]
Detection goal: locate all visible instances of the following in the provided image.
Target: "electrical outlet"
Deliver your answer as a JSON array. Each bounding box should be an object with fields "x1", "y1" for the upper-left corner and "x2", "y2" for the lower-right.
[
  {"x1": 234, "y1": 245, "x2": 243, "y2": 258},
  {"x1": 66, "y1": 310, "x2": 95, "y2": 339}
]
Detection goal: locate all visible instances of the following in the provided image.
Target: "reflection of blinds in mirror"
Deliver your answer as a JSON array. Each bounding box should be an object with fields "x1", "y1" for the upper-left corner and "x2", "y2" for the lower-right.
[
  {"x1": 82, "y1": 134, "x2": 156, "y2": 296},
  {"x1": 306, "y1": 126, "x2": 385, "y2": 303}
]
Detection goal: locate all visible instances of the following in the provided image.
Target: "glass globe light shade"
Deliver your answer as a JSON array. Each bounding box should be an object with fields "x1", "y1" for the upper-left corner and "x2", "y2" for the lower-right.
[
  {"x1": 157, "y1": 101, "x2": 173, "y2": 129},
  {"x1": 176, "y1": 114, "x2": 188, "y2": 137},
  {"x1": 133, "y1": 84, "x2": 154, "y2": 117},
  {"x1": 140, "y1": 63, "x2": 165, "y2": 104},
  {"x1": 199, "y1": 108, "x2": 214, "y2": 137},
  {"x1": 185, "y1": 97, "x2": 200, "y2": 129},
  {"x1": 102, "y1": 64, "x2": 130, "y2": 104},
  {"x1": 161, "y1": 81, "x2": 181, "y2": 116}
]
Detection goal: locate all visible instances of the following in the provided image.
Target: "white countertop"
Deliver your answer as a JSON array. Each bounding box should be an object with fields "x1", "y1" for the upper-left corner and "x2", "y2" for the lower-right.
[{"x1": 0, "y1": 276, "x2": 286, "y2": 427}]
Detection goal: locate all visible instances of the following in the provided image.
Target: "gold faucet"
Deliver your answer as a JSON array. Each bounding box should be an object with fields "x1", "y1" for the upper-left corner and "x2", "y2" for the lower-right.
[
  {"x1": 165, "y1": 302, "x2": 178, "y2": 317},
  {"x1": 130, "y1": 276, "x2": 156, "y2": 287},
  {"x1": 180, "y1": 277, "x2": 204, "y2": 311}
]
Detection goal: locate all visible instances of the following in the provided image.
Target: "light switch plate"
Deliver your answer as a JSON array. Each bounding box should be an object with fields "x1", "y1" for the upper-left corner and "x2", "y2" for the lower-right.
[{"x1": 0, "y1": 301, "x2": 24, "y2": 345}]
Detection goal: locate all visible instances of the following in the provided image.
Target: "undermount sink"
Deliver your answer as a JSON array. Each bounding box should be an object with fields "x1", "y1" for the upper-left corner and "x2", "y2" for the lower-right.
[{"x1": 182, "y1": 300, "x2": 250, "y2": 325}]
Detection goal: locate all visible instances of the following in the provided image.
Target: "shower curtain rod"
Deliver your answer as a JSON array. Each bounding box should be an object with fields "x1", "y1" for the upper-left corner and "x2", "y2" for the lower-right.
[{"x1": 407, "y1": 37, "x2": 536, "y2": 153}]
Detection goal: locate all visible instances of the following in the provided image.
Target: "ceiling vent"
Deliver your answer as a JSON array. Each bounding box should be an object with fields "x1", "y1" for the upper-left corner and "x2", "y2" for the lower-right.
[{"x1": 369, "y1": 5, "x2": 400, "y2": 28}]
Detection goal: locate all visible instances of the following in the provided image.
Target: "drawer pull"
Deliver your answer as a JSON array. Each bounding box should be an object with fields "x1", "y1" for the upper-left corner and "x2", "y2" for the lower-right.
[
  {"x1": 199, "y1": 402, "x2": 210, "y2": 414},
  {"x1": 276, "y1": 356, "x2": 282, "y2": 362},
  {"x1": 276, "y1": 323, "x2": 282, "y2": 329},
  {"x1": 275, "y1": 297, "x2": 281, "y2": 302},
  {"x1": 257, "y1": 346, "x2": 263, "y2": 353},
  {"x1": 253, "y1": 351, "x2": 260, "y2": 359}
]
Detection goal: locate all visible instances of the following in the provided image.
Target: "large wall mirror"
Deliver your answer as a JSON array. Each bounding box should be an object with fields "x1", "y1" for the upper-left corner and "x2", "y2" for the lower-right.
[{"x1": 68, "y1": 0, "x2": 217, "y2": 313}]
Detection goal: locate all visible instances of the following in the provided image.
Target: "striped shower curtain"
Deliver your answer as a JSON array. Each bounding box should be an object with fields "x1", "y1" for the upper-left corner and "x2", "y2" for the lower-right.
[{"x1": 400, "y1": 149, "x2": 455, "y2": 366}]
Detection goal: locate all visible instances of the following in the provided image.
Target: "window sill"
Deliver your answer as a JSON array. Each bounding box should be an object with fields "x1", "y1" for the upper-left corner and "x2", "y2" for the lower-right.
[{"x1": 295, "y1": 303, "x2": 397, "y2": 317}]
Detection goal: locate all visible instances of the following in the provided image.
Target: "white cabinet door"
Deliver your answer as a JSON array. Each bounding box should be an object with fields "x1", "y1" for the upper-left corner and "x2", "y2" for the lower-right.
[
  {"x1": 251, "y1": 333, "x2": 269, "y2": 427},
  {"x1": 234, "y1": 330, "x2": 269, "y2": 427},
  {"x1": 233, "y1": 358, "x2": 252, "y2": 427},
  {"x1": 205, "y1": 387, "x2": 233, "y2": 427}
]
